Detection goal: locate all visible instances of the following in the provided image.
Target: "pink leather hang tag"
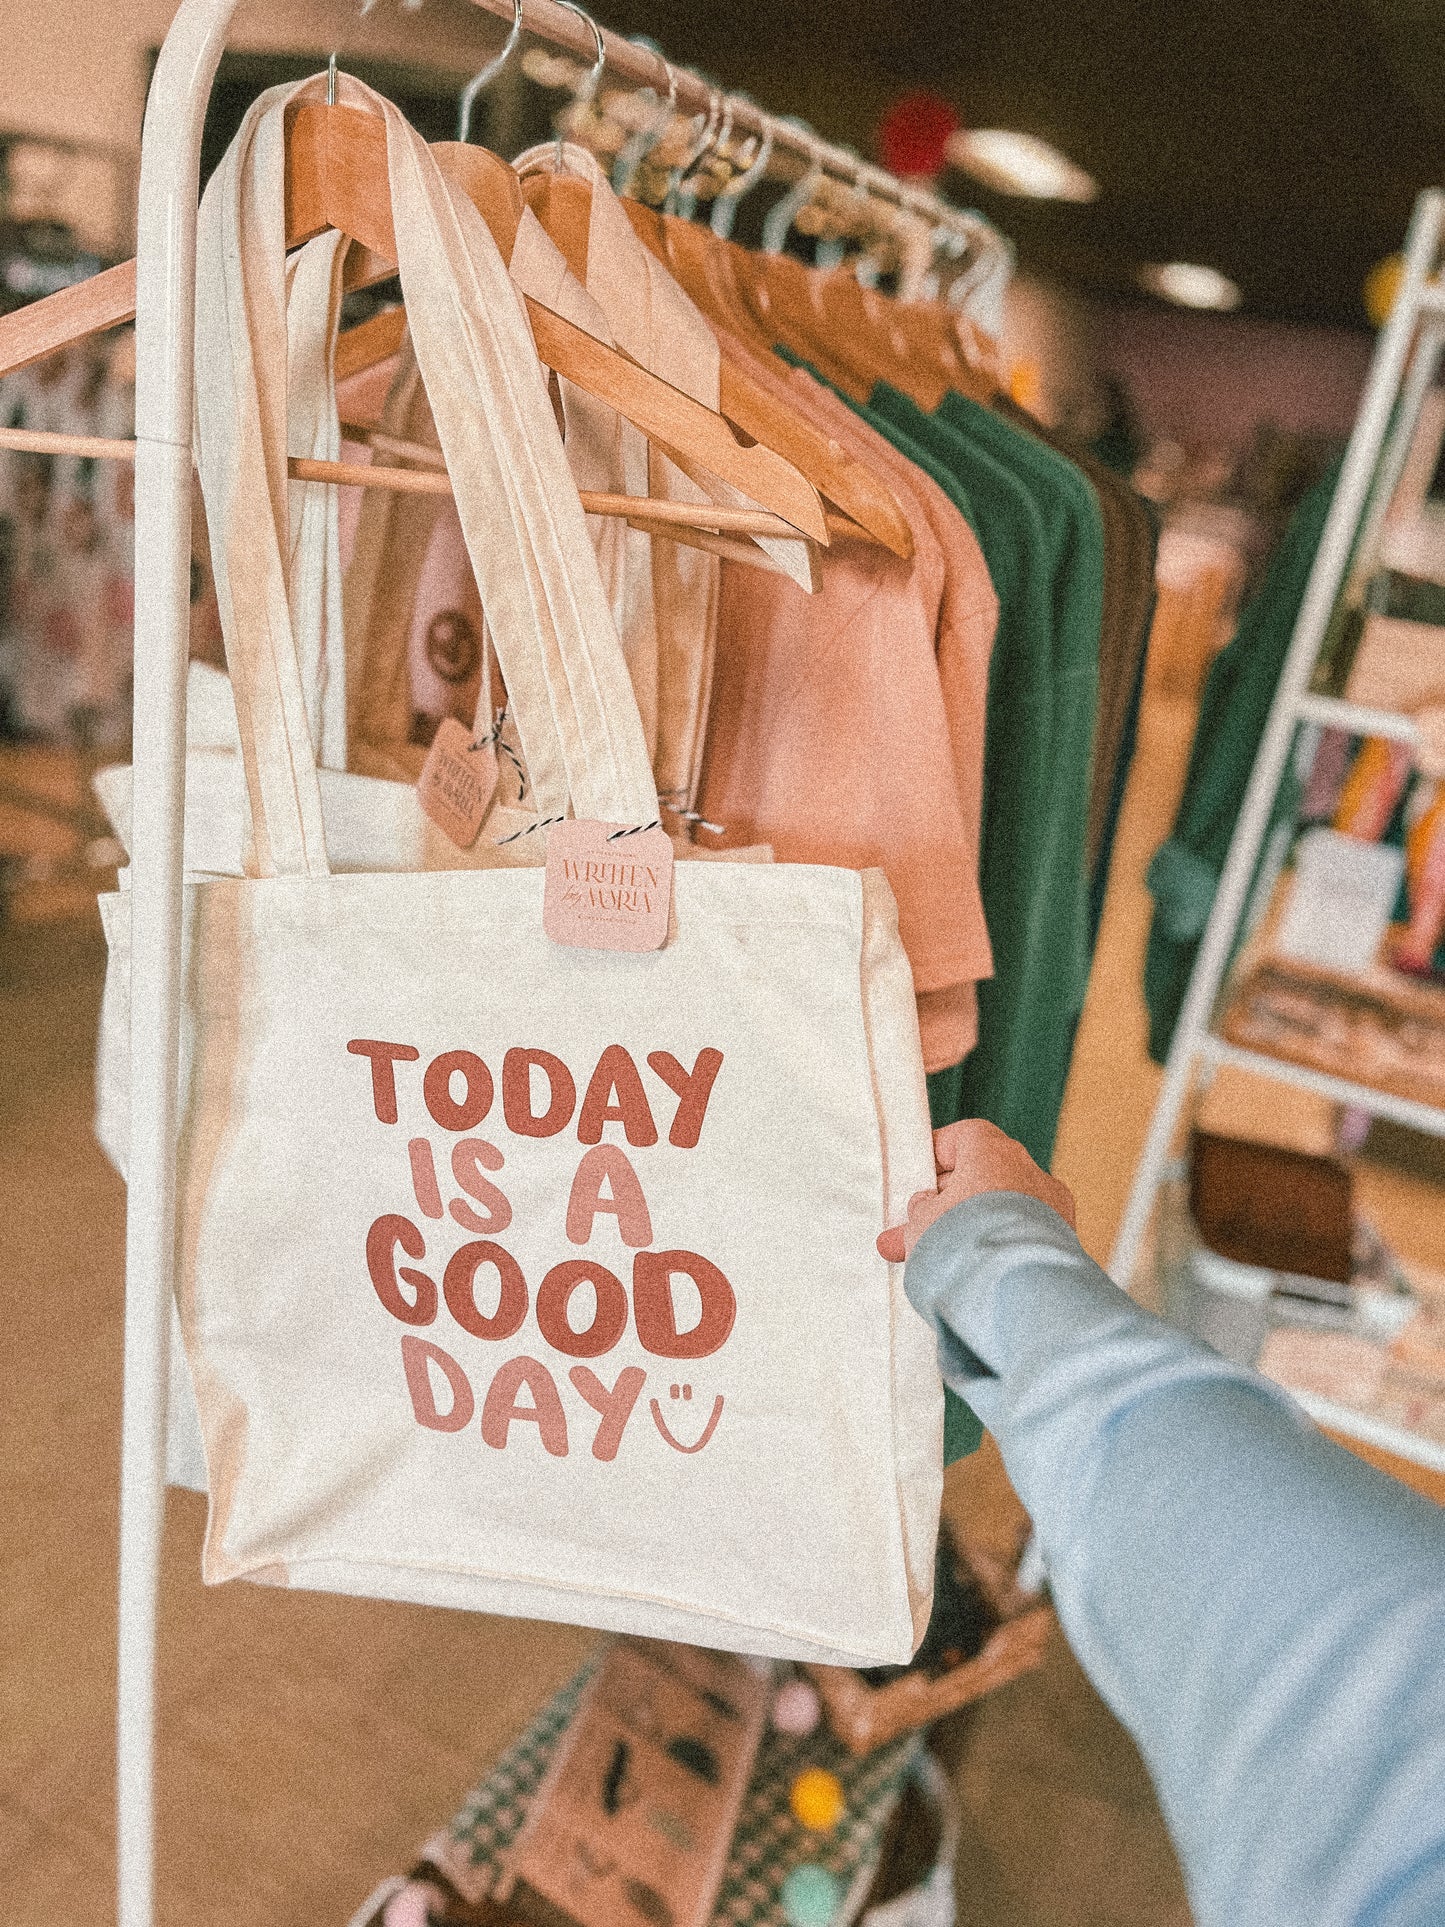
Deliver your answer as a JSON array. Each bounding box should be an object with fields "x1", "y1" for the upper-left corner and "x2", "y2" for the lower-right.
[
  {"x1": 544, "y1": 820, "x2": 674, "y2": 951},
  {"x1": 417, "y1": 717, "x2": 498, "y2": 849}
]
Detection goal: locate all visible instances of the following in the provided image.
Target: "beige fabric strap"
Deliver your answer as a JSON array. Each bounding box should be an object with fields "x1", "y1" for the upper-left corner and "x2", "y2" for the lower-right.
[
  {"x1": 284, "y1": 230, "x2": 349, "y2": 773},
  {"x1": 194, "y1": 76, "x2": 658, "y2": 881},
  {"x1": 508, "y1": 208, "x2": 660, "y2": 757},
  {"x1": 195, "y1": 85, "x2": 336, "y2": 879},
  {"x1": 513, "y1": 145, "x2": 815, "y2": 806},
  {"x1": 341, "y1": 204, "x2": 620, "y2": 779}
]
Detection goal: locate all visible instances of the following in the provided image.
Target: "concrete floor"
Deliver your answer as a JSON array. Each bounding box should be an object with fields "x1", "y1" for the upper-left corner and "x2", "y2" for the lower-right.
[{"x1": 0, "y1": 696, "x2": 1208, "y2": 1925}]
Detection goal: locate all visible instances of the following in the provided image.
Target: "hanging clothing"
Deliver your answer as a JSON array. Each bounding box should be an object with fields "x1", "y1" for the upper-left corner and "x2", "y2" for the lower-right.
[
  {"x1": 1143, "y1": 459, "x2": 1341, "y2": 1064},
  {"x1": 0, "y1": 351, "x2": 136, "y2": 746},
  {"x1": 697, "y1": 353, "x2": 997, "y2": 1075},
  {"x1": 698, "y1": 462, "x2": 994, "y2": 1074},
  {"x1": 692, "y1": 350, "x2": 1002, "y2": 1469},
  {"x1": 992, "y1": 396, "x2": 1158, "y2": 901},
  {"x1": 831, "y1": 382, "x2": 1094, "y2": 1172}
]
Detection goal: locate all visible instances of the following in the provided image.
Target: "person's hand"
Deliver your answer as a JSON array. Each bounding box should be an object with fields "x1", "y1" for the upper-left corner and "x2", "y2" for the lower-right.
[{"x1": 876, "y1": 1119, "x2": 1076, "y2": 1262}]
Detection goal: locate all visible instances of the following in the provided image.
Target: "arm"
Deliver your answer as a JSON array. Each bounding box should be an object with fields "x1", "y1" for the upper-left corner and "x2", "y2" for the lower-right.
[{"x1": 886, "y1": 1123, "x2": 1445, "y2": 1927}]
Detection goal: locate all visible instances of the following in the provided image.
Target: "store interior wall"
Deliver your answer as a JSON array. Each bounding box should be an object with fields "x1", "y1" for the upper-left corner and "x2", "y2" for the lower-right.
[
  {"x1": 1001, "y1": 274, "x2": 1372, "y2": 463},
  {"x1": 1099, "y1": 303, "x2": 1374, "y2": 454}
]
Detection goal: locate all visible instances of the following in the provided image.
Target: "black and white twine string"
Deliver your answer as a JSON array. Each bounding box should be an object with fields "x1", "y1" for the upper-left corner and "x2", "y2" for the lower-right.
[
  {"x1": 494, "y1": 813, "x2": 566, "y2": 846},
  {"x1": 470, "y1": 701, "x2": 528, "y2": 803},
  {"x1": 657, "y1": 788, "x2": 725, "y2": 836}
]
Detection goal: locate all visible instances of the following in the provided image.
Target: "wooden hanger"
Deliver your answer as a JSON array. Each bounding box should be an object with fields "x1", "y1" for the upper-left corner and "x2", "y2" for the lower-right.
[
  {"x1": 0, "y1": 416, "x2": 824, "y2": 552},
  {"x1": 339, "y1": 159, "x2": 908, "y2": 558},
  {"x1": 723, "y1": 215, "x2": 997, "y2": 413},
  {"x1": 330, "y1": 412, "x2": 861, "y2": 555},
  {"x1": 0, "y1": 97, "x2": 828, "y2": 546},
  {"x1": 531, "y1": 178, "x2": 915, "y2": 558},
  {"x1": 288, "y1": 100, "x2": 826, "y2": 540}
]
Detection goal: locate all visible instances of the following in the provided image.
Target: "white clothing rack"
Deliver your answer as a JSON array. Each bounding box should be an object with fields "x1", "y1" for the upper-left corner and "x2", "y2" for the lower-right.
[
  {"x1": 1110, "y1": 187, "x2": 1445, "y2": 1478},
  {"x1": 116, "y1": 5, "x2": 1008, "y2": 1923}
]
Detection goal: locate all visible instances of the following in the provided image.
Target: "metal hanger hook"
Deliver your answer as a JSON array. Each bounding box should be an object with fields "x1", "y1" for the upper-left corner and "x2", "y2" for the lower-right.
[
  {"x1": 676, "y1": 88, "x2": 732, "y2": 213},
  {"x1": 611, "y1": 44, "x2": 678, "y2": 197},
  {"x1": 761, "y1": 125, "x2": 827, "y2": 254},
  {"x1": 710, "y1": 109, "x2": 773, "y2": 237},
  {"x1": 940, "y1": 210, "x2": 1006, "y2": 307},
  {"x1": 665, "y1": 83, "x2": 720, "y2": 212},
  {"x1": 554, "y1": 2, "x2": 606, "y2": 170},
  {"x1": 457, "y1": 0, "x2": 523, "y2": 143}
]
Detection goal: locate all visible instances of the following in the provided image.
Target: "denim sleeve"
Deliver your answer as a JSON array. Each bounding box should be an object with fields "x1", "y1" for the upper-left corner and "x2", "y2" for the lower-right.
[{"x1": 906, "y1": 1191, "x2": 1445, "y2": 1927}]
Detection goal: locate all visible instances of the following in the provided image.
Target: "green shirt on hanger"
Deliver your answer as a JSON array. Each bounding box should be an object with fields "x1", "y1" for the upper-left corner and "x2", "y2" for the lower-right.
[
  {"x1": 772, "y1": 364, "x2": 1101, "y2": 1465},
  {"x1": 867, "y1": 386, "x2": 1099, "y2": 1175}
]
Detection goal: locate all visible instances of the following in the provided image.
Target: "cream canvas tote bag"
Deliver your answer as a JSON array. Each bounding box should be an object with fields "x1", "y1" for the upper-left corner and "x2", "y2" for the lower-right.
[{"x1": 119, "y1": 76, "x2": 943, "y2": 1664}]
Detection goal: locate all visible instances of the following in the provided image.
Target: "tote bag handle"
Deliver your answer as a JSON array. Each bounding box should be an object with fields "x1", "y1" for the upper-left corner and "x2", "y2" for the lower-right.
[{"x1": 194, "y1": 74, "x2": 659, "y2": 882}]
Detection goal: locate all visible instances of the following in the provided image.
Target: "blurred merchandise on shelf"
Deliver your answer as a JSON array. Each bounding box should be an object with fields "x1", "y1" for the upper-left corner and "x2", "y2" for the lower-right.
[
  {"x1": 1221, "y1": 954, "x2": 1445, "y2": 1110},
  {"x1": 498, "y1": 1641, "x2": 770, "y2": 1927},
  {"x1": 348, "y1": 1652, "x2": 932, "y2": 1927},
  {"x1": 0, "y1": 737, "x2": 122, "y2": 927},
  {"x1": 1156, "y1": 1156, "x2": 1445, "y2": 1458},
  {"x1": 1189, "y1": 1130, "x2": 1353, "y2": 1281},
  {"x1": 0, "y1": 340, "x2": 135, "y2": 749},
  {"x1": 0, "y1": 130, "x2": 134, "y2": 264}
]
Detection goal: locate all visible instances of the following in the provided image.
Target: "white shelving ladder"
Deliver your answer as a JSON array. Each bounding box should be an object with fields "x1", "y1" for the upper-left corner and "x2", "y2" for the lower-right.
[{"x1": 1112, "y1": 186, "x2": 1445, "y2": 1305}]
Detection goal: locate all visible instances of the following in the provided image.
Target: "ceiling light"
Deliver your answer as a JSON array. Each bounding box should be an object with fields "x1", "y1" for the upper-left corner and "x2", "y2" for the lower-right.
[
  {"x1": 945, "y1": 129, "x2": 1098, "y2": 202},
  {"x1": 1139, "y1": 262, "x2": 1243, "y2": 311}
]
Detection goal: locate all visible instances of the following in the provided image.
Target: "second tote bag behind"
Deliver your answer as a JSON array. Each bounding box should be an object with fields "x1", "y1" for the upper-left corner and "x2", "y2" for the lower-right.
[{"x1": 159, "y1": 74, "x2": 943, "y2": 1666}]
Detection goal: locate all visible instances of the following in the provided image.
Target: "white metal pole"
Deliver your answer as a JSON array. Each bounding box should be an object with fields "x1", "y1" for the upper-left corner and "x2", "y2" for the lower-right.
[
  {"x1": 120, "y1": 3, "x2": 239, "y2": 1924},
  {"x1": 1343, "y1": 321, "x2": 1445, "y2": 596},
  {"x1": 1108, "y1": 188, "x2": 1445, "y2": 1290}
]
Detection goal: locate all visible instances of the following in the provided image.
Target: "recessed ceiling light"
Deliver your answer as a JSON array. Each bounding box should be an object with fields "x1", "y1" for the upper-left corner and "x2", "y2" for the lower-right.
[
  {"x1": 945, "y1": 129, "x2": 1098, "y2": 202},
  {"x1": 1139, "y1": 262, "x2": 1243, "y2": 311}
]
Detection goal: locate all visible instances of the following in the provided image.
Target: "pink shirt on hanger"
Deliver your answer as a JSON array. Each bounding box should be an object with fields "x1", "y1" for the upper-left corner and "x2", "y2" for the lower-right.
[
  {"x1": 697, "y1": 356, "x2": 997, "y2": 1072},
  {"x1": 788, "y1": 369, "x2": 1000, "y2": 1068}
]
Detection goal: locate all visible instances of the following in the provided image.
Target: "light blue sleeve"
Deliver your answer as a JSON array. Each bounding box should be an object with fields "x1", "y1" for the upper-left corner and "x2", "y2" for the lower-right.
[{"x1": 906, "y1": 1191, "x2": 1445, "y2": 1927}]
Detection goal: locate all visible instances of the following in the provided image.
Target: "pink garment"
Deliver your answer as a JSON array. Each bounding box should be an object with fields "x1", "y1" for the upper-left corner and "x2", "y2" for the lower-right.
[
  {"x1": 337, "y1": 359, "x2": 490, "y2": 747},
  {"x1": 698, "y1": 355, "x2": 997, "y2": 1072}
]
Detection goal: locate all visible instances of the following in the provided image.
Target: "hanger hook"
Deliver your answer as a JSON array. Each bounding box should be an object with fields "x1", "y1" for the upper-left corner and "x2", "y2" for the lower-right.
[
  {"x1": 947, "y1": 219, "x2": 1010, "y2": 309},
  {"x1": 761, "y1": 125, "x2": 826, "y2": 254},
  {"x1": 664, "y1": 83, "x2": 720, "y2": 214},
  {"x1": 710, "y1": 109, "x2": 773, "y2": 237},
  {"x1": 612, "y1": 43, "x2": 678, "y2": 198},
  {"x1": 457, "y1": 0, "x2": 523, "y2": 143},
  {"x1": 675, "y1": 88, "x2": 731, "y2": 217},
  {"x1": 554, "y1": 2, "x2": 606, "y2": 170}
]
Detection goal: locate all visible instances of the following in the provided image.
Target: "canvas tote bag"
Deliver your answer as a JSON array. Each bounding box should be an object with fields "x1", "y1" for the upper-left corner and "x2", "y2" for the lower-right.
[
  {"x1": 130, "y1": 76, "x2": 943, "y2": 1664},
  {"x1": 92, "y1": 88, "x2": 631, "y2": 1188},
  {"x1": 90, "y1": 82, "x2": 776, "y2": 1489}
]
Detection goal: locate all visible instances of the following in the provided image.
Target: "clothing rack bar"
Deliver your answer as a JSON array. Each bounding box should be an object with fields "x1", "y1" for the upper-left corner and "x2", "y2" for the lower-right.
[{"x1": 460, "y1": 0, "x2": 1003, "y2": 256}]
